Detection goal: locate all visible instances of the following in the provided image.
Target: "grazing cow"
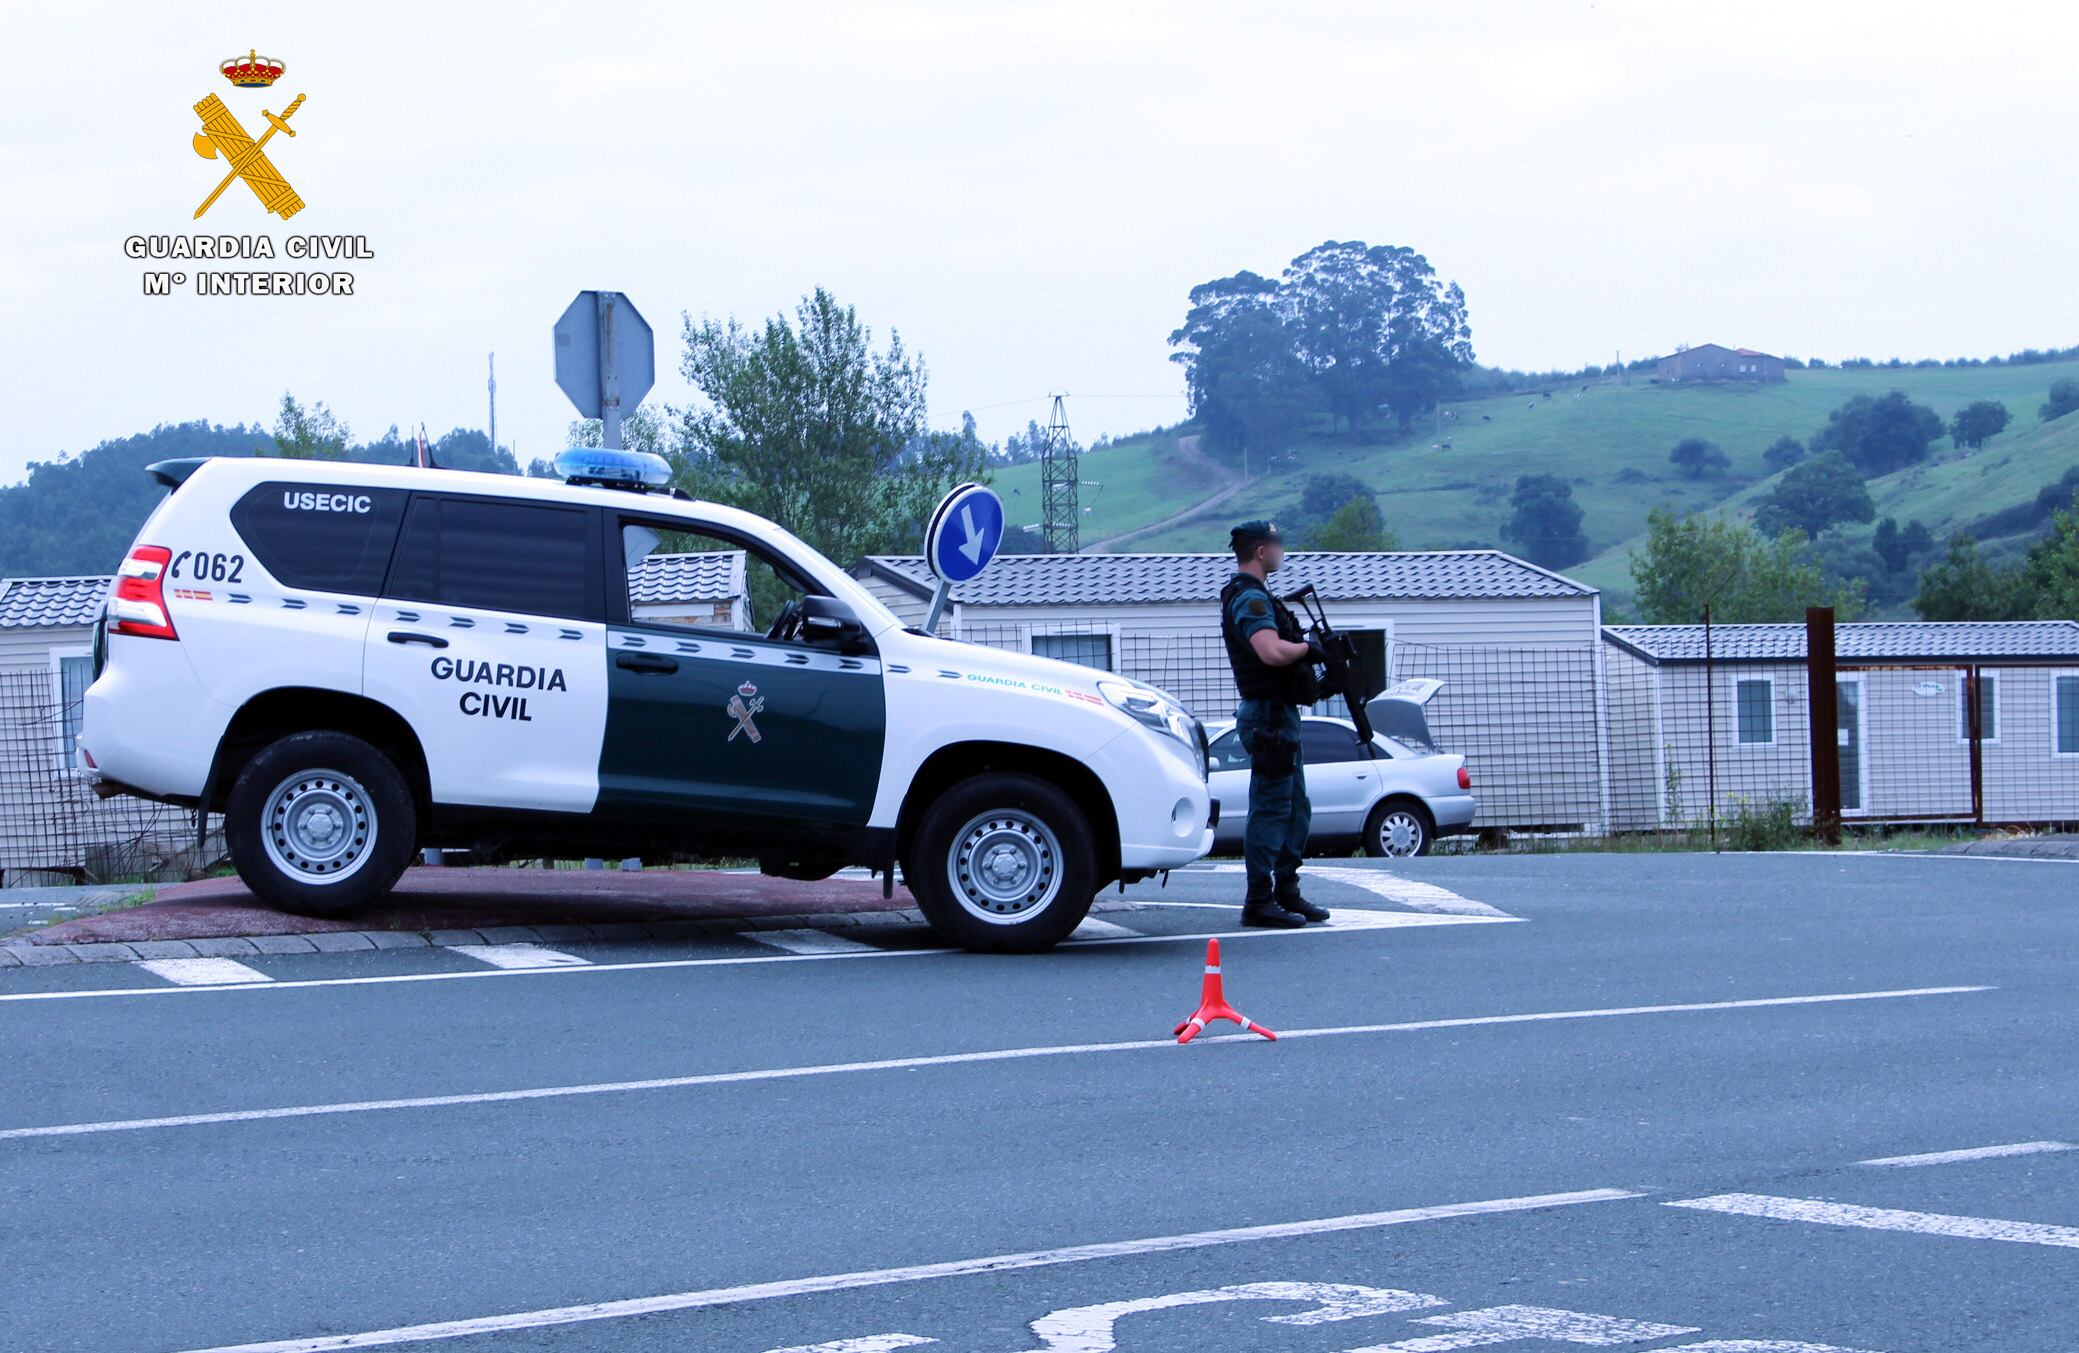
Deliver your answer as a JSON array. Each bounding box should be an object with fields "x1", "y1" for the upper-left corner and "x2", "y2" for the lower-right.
[{"x1": 1482, "y1": 414, "x2": 1492, "y2": 422}]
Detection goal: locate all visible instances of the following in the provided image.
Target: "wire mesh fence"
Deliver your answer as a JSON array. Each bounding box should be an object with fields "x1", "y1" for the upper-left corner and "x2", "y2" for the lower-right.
[
  {"x1": 953, "y1": 618, "x2": 2079, "y2": 845},
  {"x1": 0, "y1": 669, "x2": 217, "y2": 885}
]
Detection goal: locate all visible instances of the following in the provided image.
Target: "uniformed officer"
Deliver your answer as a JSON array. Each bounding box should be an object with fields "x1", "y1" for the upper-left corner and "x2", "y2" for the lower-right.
[{"x1": 1219, "y1": 520, "x2": 1331, "y2": 928}]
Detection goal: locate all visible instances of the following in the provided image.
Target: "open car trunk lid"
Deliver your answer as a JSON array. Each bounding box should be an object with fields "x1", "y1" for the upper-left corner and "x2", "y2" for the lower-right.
[{"x1": 1367, "y1": 678, "x2": 1444, "y2": 752}]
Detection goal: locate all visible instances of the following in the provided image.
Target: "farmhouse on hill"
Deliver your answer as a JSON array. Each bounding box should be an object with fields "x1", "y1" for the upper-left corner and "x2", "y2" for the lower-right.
[{"x1": 1657, "y1": 343, "x2": 1786, "y2": 384}]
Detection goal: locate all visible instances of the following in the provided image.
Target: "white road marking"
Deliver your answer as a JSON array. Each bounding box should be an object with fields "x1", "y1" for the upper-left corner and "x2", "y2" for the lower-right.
[
  {"x1": 1353, "y1": 1304, "x2": 1697, "y2": 1349},
  {"x1": 0, "y1": 916, "x2": 1507, "y2": 1005},
  {"x1": 137, "y1": 957, "x2": 273, "y2": 986},
  {"x1": 171, "y1": 1190, "x2": 1640, "y2": 1353},
  {"x1": 1068, "y1": 918, "x2": 1140, "y2": 941},
  {"x1": 1857, "y1": 1140, "x2": 2075, "y2": 1168},
  {"x1": 447, "y1": 944, "x2": 589, "y2": 970},
  {"x1": 0, "y1": 986, "x2": 1987, "y2": 1143},
  {"x1": 768, "y1": 1338, "x2": 936, "y2": 1353},
  {"x1": 1667, "y1": 1193, "x2": 2079, "y2": 1249},
  {"x1": 1659, "y1": 1343, "x2": 1881, "y2": 1352},
  {"x1": 752, "y1": 929, "x2": 879, "y2": 956},
  {"x1": 1002, "y1": 1282, "x2": 1445, "y2": 1353},
  {"x1": 1307, "y1": 866, "x2": 1514, "y2": 918}
]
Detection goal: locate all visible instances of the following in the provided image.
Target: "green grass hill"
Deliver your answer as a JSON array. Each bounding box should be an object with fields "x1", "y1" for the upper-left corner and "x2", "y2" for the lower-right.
[{"x1": 990, "y1": 358, "x2": 2079, "y2": 609}]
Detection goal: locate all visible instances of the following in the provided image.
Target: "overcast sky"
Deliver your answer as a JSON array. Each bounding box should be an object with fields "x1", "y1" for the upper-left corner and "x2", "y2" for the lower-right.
[{"x1": 2, "y1": 1, "x2": 2074, "y2": 484}]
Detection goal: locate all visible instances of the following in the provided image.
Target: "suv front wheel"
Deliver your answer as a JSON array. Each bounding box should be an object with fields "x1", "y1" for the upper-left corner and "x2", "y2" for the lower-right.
[
  {"x1": 909, "y1": 772, "x2": 1096, "y2": 952},
  {"x1": 226, "y1": 731, "x2": 417, "y2": 917}
]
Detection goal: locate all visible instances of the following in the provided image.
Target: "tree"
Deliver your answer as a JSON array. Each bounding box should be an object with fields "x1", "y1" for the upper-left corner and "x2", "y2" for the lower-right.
[
  {"x1": 1278, "y1": 240, "x2": 1474, "y2": 436},
  {"x1": 1950, "y1": 400, "x2": 2011, "y2": 451},
  {"x1": 670, "y1": 288, "x2": 980, "y2": 565},
  {"x1": 1170, "y1": 293, "x2": 1311, "y2": 459},
  {"x1": 2041, "y1": 378, "x2": 2079, "y2": 423},
  {"x1": 1762, "y1": 435, "x2": 1807, "y2": 471},
  {"x1": 1752, "y1": 453, "x2": 1874, "y2": 538},
  {"x1": 2020, "y1": 496, "x2": 2079, "y2": 618},
  {"x1": 1872, "y1": 516, "x2": 1932, "y2": 573},
  {"x1": 271, "y1": 393, "x2": 350, "y2": 460},
  {"x1": 1912, "y1": 536, "x2": 2034, "y2": 620},
  {"x1": 1628, "y1": 507, "x2": 1864, "y2": 624},
  {"x1": 1668, "y1": 437, "x2": 1730, "y2": 479},
  {"x1": 1500, "y1": 473, "x2": 1588, "y2": 568},
  {"x1": 1308, "y1": 496, "x2": 1399, "y2": 551},
  {"x1": 1810, "y1": 390, "x2": 1945, "y2": 473},
  {"x1": 1296, "y1": 472, "x2": 1374, "y2": 525}
]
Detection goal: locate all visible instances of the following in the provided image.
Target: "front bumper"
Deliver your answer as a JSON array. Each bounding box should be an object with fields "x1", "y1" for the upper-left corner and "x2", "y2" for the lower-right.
[{"x1": 1091, "y1": 725, "x2": 1215, "y2": 871}]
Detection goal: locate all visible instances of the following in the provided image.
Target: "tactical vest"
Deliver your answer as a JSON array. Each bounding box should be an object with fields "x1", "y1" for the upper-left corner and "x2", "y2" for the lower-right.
[{"x1": 1220, "y1": 574, "x2": 1319, "y2": 705}]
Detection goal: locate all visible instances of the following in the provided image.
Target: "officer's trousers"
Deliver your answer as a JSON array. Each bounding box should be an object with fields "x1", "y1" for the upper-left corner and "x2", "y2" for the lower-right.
[{"x1": 1236, "y1": 697, "x2": 1310, "y2": 893}]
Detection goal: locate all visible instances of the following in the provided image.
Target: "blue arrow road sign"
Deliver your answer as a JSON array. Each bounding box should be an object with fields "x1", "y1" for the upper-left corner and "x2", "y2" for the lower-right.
[{"x1": 925, "y1": 482, "x2": 1005, "y2": 584}]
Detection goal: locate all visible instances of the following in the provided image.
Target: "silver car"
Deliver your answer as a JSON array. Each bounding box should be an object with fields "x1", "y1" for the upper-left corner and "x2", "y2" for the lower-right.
[{"x1": 1206, "y1": 680, "x2": 1476, "y2": 858}]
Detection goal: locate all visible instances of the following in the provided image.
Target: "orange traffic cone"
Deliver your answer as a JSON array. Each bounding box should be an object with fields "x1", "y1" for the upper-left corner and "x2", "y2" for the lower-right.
[{"x1": 1173, "y1": 938, "x2": 1277, "y2": 1044}]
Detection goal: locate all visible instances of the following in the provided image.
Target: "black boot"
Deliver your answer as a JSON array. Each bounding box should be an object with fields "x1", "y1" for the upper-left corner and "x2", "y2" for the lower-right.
[
  {"x1": 1276, "y1": 881, "x2": 1329, "y2": 923},
  {"x1": 1241, "y1": 887, "x2": 1306, "y2": 929}
]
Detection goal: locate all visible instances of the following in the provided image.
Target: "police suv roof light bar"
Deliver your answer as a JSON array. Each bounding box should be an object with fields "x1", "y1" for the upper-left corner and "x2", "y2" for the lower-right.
[{"x1": 554, "y1": 447, "x2": 674, "y2": 493}]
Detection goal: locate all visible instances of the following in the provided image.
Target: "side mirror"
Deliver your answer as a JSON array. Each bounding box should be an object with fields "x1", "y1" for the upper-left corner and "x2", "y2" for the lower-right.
[{"x1": 799, "y1": 594, "x2": 871, "y2": 652}]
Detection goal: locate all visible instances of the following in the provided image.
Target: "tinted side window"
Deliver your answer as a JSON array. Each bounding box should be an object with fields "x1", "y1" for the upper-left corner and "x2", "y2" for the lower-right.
[
  {"x1": 386, "y1": 497, "x2": 596, "y2": 620},
  {"x1": 1300, "y1": 720, "x2": 1364, "y2": 764},
  {"x1": 1209, "y1": 730, "x2": 1251, "y2": 772},
  {"x1": 229, "y1": 483, "x2": 407, "y2": 595}
]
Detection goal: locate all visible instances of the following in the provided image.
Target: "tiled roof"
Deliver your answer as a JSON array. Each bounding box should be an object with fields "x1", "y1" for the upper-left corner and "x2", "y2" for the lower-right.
[
  {"x1": 628, "y1": 551, "x2": 743, "y2": 605},
  {"x1": 854, "y1": 551, "x2": 1594, "y2": 606},
  {"x1": 0, "y1": 576, "x2": 109, "y2": 629},
  {"x1": 1603, "y1": 621, "x2": 2079, "y2": 664}
]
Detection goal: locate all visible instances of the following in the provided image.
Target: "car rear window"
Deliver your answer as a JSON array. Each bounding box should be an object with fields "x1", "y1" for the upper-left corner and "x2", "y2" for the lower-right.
[
  {"x1": 384, "y1": 496, "x2": 597, "y2": 620},
  {"x1": 229, "y1": 483, "x2": 408, "y2": 595}
]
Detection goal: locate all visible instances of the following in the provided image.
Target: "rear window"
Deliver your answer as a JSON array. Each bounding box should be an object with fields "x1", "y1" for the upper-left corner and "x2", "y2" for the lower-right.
[
  {"x1": 229, "y1": 483, "x2": 408, "y2": 595},
  {"x1": 384, "y1": 496, "x2": 597, "y2": 620}
]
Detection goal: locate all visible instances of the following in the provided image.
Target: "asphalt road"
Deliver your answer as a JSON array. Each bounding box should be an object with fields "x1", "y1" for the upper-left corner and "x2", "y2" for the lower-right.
[{"x1": 0, "y1": 851, "x2": 2073, "y2": 1352}]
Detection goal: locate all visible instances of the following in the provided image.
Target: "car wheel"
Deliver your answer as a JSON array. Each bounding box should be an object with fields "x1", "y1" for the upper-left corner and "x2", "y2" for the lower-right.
[
  {"x1": 909, "y1": 772, "x2": 1096, "y2": 952},
  {"x1": 226, "y1": 732, "x2": 416, "y2": 917},
  {"x1": 1363, "y1": 797, "x2": 1434, "y2": 858}
]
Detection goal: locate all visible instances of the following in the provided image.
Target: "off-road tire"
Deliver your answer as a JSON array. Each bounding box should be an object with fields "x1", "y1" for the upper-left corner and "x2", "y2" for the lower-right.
[
  {"x1": 226, "y1": 731, "x2": 416, "y2": 918},
  {"x1": 909, "y1": 772, "x2": 1096, "y2": 952}
]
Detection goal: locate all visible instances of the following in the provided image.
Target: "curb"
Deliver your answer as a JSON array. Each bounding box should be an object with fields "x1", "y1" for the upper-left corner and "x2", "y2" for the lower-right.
[{"x1": 0, "y1": 898, "x2": 1151, "y2": 969}]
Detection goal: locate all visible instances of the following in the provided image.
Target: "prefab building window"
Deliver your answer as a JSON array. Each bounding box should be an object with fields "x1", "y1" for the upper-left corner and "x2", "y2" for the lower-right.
[
  {"x1": 1959, "y1": 673, "x2": 1999, "y2": 743},
  {"x1": 1031, "y1": 632, "x2": 1113, "y2": 672},
  {"x1": 2056, "y1": 674, "x2": 2079, "y2": 755},
  {"x1": 1735, "y1": 677, "x2": 1774, "y2": 744}
]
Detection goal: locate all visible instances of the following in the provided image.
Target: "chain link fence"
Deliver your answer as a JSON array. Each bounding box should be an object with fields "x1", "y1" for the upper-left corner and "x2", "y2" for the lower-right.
[{"x1": 0, "y1": 669, "x2": 216, "y2": 885}]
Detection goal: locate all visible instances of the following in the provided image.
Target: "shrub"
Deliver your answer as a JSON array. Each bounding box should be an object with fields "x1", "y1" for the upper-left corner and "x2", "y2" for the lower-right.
[{"x1": 1724, "y1": 794, "x2": 1807, "y2": 851}]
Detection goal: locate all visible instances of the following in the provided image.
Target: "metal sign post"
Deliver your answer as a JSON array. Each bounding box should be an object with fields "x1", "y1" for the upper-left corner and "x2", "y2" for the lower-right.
[
  {"x1": 921, "y1": 482, "x2": 1006, "y2": 633},
  {"x1": 553, "y1": 290, "x2": 654, "y2": 450}
]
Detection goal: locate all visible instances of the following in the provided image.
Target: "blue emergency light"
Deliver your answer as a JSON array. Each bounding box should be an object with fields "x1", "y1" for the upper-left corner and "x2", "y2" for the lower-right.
[{"x1": 554, "y1": 447, "x2": 674, "y2": 492}]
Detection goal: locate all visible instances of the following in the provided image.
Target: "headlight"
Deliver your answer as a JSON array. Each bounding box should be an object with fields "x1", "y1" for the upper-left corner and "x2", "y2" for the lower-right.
[{"x1": 1097, "y1": 680, "x2": 1206, "y2": 777}]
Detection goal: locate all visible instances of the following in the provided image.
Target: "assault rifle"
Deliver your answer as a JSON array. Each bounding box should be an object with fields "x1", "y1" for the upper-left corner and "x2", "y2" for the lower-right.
[{"x1": 1282, "y1": 583, "x2": 1377, "y2": 749}]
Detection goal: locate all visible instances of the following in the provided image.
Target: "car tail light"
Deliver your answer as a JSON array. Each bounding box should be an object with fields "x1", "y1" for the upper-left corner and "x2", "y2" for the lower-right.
[
  {"x1": 1457, "y1": 766, "x2": 1471, "y2": 790},
  {"x1": 109, "y1": 545, "x2": 177, "y2": 640}
]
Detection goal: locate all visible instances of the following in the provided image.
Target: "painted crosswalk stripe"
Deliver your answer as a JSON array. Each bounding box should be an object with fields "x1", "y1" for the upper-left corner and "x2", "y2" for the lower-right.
[
  {"x1": 1307, "y1": 866, "x2": 1513, "y2": 918},
  {"x1": 1667, "y1": 1193, "x2": 2079, "y2": 1249},
  {"x1": 169, "y1": 1189, "x2": 1639, "y2": 1352},
  {"x1": 1070, "y1": 917, "x2": 1140, "y2": 940},
  {"x1": 137, "y1": 957, "x2": 272, "y2": 986},
  {"x1": 1857, "y1": 1140, "x2": 2075, "y2": 1168},
  {"x1": 751, "y1": 929, "x2": 878, "y2": 956},
  {"x1": 447, "y1": 944, "x2": 590, "y2": 970}
]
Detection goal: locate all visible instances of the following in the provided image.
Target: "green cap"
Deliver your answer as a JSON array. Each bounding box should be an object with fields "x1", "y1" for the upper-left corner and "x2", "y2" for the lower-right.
[{"x1": 1229, "y1": 519, "x2": 1283, "y2": 551}]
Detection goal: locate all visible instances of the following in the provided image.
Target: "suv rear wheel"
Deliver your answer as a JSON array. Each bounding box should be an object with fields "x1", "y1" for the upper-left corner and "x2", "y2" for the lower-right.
[
  {"x1": 909, "y1": 772, "x2": 1096, "y2": 952},
  {"x1": 226, "y1": 732, "x2": 416, "y2": 917}
]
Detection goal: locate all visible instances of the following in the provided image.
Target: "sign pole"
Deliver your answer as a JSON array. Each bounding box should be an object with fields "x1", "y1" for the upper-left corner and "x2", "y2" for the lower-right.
[
  {"x1": 922, "y1": 580, "x2": 953, "y2": 634},
  {"x1": 597, "y1": 291, "x2": 623, "y2": 450}
]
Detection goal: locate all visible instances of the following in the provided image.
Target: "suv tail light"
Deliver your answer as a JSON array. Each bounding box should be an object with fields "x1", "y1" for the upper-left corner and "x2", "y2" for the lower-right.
[
  {"x1": 109, "y1": 545, "x2": 177, "y2": 640},
  {"x1": 1457, "y1": 766, "x2": 1471, "y2": 790}
]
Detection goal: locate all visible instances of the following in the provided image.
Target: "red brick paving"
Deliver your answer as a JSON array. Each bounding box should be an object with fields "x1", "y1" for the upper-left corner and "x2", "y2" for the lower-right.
[{"x1": 25, "y1": 867, "x2": 914, "y2": 946}]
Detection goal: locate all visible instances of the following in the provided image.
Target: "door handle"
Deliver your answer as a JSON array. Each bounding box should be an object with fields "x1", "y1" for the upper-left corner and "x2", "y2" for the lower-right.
[
  {"x1": 615, "y1": 651, "x2": 679, "y2": 674},
  {"x1": 387, "y1": 631, "x2": 448, "y2": 648}
]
